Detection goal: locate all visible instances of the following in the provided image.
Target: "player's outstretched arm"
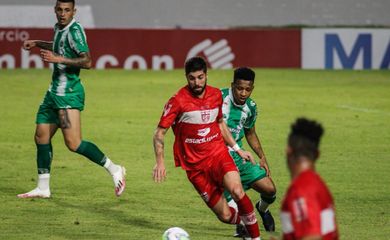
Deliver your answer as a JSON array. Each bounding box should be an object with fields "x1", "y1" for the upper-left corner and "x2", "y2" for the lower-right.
[
  {"x1": 40, "y1": 50, "x2": 92, "y2": 69},
  {"x1": 218, "y1": 119, "x2": 255, "y2": 164},
  {"x1": 23, "y1": 40, "x2": 53, "y2": 51},
  {"x1": 153, "y1": 126, "x2": 168, "y2": 183},
  {"x1": 245, "y1": 126, "x2": 271, "y2": 176}
]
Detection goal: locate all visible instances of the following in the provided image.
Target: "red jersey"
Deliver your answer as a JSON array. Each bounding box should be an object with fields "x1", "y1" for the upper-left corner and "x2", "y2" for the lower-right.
[
  {"x1": 281, "y1": 170, "x2": 338, "y2": 240},
  {"x1": 158, "y1": 85, "x2": 228, "y2": 171}
]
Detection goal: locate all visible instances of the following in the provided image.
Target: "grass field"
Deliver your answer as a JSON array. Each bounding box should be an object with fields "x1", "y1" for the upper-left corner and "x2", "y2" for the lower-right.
[{"x1": 1, "y1": 69, "x2": 389, "y2": 239}]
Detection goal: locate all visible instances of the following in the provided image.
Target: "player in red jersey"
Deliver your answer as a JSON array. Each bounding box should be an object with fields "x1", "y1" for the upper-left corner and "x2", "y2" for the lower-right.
[
  {"x1": 153, "y1": 57, "x2": 261, "y2": 240},
  {"x1": 278, "y1": 118, "x2": 338, "y2": 240}
]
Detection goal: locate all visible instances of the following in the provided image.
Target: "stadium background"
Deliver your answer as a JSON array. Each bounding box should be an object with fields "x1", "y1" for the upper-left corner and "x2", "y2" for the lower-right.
[
  {"x1": 1, "y1": 0, "x2": 389, "y2": 70},
  {"x1": 0, "y1": 1, "x2": 389, "y2": 240}
]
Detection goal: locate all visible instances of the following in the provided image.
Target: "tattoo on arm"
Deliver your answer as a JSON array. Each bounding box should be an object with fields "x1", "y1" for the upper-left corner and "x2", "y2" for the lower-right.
[
  {"x1": 61, "y1": 52, "x2": 92, "y2": 69},
  {"x1": 59, "y1": 109, "x2": 71, "y2": 129},
  {"x1": 36, "y1": 41, "x2": 53, "y2": 50}
]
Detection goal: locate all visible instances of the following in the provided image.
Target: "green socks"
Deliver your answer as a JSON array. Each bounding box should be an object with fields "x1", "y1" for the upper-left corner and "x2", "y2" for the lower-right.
[
  {"x1": 36, "y1": 143, "x2": 53, "y2": 174},
  {"x1": 75, "y1": 140, "x2": 107, "y2": 166}
]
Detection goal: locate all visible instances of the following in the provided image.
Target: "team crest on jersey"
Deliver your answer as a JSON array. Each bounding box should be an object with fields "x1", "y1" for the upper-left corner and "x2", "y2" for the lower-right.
[
  {"x1": 201, "y1": 192, "x2": 210, "y2": 203},
  {"x1": 201, "y1": 110, "x2": 211, "y2": 122},
  {"x1": 163, "y1": 104, "x2": 172, "y2": 117}
]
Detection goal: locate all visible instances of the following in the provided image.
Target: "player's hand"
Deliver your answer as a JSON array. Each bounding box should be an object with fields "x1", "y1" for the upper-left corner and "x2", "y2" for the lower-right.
[
  {"x1": 40, "y1": 49, "x2": 63, "y2": 63},
  {"x1": 237, "y1": 149, "x2": 255, "y2": 165},
  {"x1": 23, "y1": 40, "x2": 36, "y2": 50},
  {"x1": 153, "y1": 162, "x2": 166, "y2": 183},
  {"x1": 260, "y1": 156, "x2": 271, "y2": 177}
]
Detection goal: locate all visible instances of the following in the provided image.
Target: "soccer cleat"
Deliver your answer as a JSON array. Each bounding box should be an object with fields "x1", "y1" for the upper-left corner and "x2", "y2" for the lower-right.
[
  {"x1": 112, "y1": 166, "x2": 126, "y2": 197},
  {"x1": 17, "y1": 187, "x2": 51, "y2": 199},
  {"x1": 256, "y1": 201, "x2": 275, "y2": 232},
  {"x1": 233, "y1": 224, "x2": 250, "y2": 239}
]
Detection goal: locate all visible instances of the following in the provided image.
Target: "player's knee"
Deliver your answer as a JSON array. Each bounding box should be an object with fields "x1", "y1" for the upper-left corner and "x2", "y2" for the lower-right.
[
  {"x1": 230, "y1": 185, "x2": 245, "y2": 202},
  {"x1": 263, "y1": 184, "x2": 277, "y2": 197},
  {"x1": 216, "y1": 211, "x2": 232, "y2": 223},
  {"x1": 65, "y1": 139, "x2": 80, "y2": 152},
  {"x1": 34, "y1": 132, "x2": 48, "y2": 144}
]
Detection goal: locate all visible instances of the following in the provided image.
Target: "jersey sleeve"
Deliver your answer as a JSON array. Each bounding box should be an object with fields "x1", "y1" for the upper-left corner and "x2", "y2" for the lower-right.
[
  {"x1": 288, "y1": 189, "x2": 322, "y2": 238},
  {"x1": 68, "y1": 24, "x2": 89, "y2": 54},
  {"x1": 158, "y1": 95, "x2": 181, "y2": 129},
  {"x1": 244, "y1": 99, "x2": 257, "y2": 129}
]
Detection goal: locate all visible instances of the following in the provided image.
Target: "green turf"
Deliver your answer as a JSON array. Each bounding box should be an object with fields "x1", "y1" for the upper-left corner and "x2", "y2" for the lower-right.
[{"x1": 0, "y1": 69, "x2": 389, "y2": 239}]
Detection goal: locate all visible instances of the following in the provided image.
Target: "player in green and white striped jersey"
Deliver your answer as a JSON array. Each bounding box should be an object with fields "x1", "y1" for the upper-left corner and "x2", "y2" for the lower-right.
[
  {"x1": 222, "y1": 67, "x2": 277, "y2": 236},
  {"x1": 17, "y1": 0, "x2": 126, "y2": 199}
]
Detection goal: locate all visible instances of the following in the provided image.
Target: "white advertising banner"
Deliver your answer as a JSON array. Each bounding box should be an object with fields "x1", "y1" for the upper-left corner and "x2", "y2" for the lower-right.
[{"x1": 302, "y1": 29, "x2": 390, "y2": 69}]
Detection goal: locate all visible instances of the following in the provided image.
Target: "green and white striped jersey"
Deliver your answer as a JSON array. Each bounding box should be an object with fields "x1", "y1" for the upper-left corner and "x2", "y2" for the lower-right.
[
  {"x1": 50, "y1": 18, "x2": 89, "y2": 96},
  {"x1": 221, "y1": 88, "x2": 258, "y2": 148}
]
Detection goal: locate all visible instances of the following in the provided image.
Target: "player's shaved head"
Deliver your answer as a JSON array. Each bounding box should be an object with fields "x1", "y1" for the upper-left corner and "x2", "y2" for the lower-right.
[
  {"x1": 57, "y1": 0, "x2": 75, "y2": 7},
  {"x1": 233, "y1": 67, "x2": 255, "y2": 83},
  {"x1": 288, "y1": 118, "x2": 324, "y2": 161}
]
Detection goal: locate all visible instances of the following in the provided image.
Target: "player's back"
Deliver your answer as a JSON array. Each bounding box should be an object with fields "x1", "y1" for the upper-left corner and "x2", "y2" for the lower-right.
[{"x1": 281, "y1": 170, "x2": 338, "y2": 240}]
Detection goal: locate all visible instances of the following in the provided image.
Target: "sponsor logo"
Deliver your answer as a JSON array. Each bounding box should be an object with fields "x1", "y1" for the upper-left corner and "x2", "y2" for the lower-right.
[
  {"x1": 185, "y1": 133, "x2": 219, "y2": 144},
  {"x1": 197, "y1": 127, "x2": 210, "y2": 137},
  {"x1": 0, "y1": 30, "x2": 29, "y2": 42},
  {"x1": 187, "y1": 38, "x2": 235, "y2": 69}
]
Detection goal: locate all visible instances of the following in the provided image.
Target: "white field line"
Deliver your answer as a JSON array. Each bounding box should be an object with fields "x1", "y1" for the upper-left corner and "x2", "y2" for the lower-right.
[{"x1": 337, "y1": 105, "x2": 390, "y2": 116}]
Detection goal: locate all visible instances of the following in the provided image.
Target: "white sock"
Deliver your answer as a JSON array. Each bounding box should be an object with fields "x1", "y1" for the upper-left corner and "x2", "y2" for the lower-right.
[
  {"x1": 103, "y1": 158, "x2": 120, "y2": 175},
  {"x1": 258, "y1": 199, "x2": 269, "y2": 213},
  {"x1": 37, "y1": 173, "x2": 50, "y2": 190},
  {"x1": 228, "y1": 199, "x2": 238, "y2": 211}
]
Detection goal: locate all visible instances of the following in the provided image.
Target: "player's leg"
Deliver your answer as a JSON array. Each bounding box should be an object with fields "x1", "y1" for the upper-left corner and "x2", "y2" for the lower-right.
[
  {"x1": 223, "y1": 171, "x2": 260, "y2": 240},
  {"x1": 59, "y1": 109, "x2": 126, "y2": 196},
  {"x1": 18, "y1": 93, "x2": 59, "y2": 199},
  {"x1": 251, "y1": 177, "x2": 276, "y2": 232}
]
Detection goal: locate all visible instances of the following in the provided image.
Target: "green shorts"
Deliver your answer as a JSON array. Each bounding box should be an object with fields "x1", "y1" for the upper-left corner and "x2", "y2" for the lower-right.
[
  {"x1": 224, "y1": 151, "x2": 267, "y2": 202},
  {"x1": 36, "y1": 91, "x2": 85, "y2": 124}
]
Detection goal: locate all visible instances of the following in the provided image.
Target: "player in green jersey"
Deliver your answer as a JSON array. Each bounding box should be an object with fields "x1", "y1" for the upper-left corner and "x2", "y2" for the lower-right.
[
  {"x1": 17, "y1": 0, "x2": 126, "y2": 199},
  {"x1": 222, "y1": 67, "x2": 277, "y2": 237}
]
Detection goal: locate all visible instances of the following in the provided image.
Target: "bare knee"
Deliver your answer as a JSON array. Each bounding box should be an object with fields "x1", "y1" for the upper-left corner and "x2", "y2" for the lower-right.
[
  {"x1": 230, "y1": 184, "x2": 245, "y2": 202},
  {"x1": 35, "y1": 129, "x2": 50, "y2": 144},
  {"x1": 216, "y1": 211, "x2": 232, "y2": 223},
  {"x1": 65, "y1": 138, "x2": 81, "y2": 152},
  {"x1": 253, "y1": 178, "x2": 277, "y2": 197}
]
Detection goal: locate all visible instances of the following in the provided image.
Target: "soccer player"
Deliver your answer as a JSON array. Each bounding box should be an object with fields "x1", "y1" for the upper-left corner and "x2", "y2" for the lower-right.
[
  {"x1": 279, "y1": 118, "x2": 338, "y2": 240},
  {"x1": 17, "y1": 0, "x2": 126, "y2": 198},
  {"x1": 153, "y1": 57, "x2": 261, "y2": 240},
  {"x1": 221, "y1": 67, "x2": 277, "y2": 236}
]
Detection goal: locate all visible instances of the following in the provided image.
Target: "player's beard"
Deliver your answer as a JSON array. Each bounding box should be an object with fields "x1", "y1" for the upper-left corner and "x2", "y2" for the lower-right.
[{"x1": 190, "y1": 80, "x2": 207, "y2": 96}]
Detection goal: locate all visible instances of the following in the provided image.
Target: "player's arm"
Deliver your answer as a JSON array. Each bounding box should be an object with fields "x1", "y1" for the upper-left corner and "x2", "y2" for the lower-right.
[
  {"x1": 40, "y1": 50, "x2": 92, "y2": 69},
  {"x1": 218, "y1": 118, "x2": 255, "y2": 164},
  {"x1": 23, "y1": 40, "x2": 53, "y2": 51},
  {"x1": 244, "y1": 126, "x2": 271, "y2": 176},
  {"x1": 153, "y1": 126, "x2": 168, "y2": 183}
]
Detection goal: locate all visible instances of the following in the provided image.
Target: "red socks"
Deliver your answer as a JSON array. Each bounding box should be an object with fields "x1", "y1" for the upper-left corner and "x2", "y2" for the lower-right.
[{"x1": 237, "y1": 194, "x2": 260, "y2": 238}]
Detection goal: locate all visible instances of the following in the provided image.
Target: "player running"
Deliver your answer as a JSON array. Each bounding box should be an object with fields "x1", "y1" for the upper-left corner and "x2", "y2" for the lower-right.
[
  {"x1": 153, "y1": 57, "x2": 261, "y2": 240},
  {"x1": 17, "y1": 0, "x2": 125, "y2": 199},
  {"x1": 221, "y1": 67, "x2": 277, "y2": 237},
  {"x1": 278, "y1": 118, "x2": 339, "y2": 240}
]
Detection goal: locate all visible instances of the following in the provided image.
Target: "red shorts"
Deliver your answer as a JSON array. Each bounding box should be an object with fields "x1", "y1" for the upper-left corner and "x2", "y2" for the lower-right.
[{"x1": 186, "y1": 150, "x2": 238, "y2": 208}]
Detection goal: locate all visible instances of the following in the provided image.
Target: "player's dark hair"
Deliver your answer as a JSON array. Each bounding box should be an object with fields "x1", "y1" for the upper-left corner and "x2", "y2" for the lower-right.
[
  {"x1": 233, "y1": 67, "x2": 255, "y2": 83},
  {"x1": 57, "y1": 0, "x2": 75, "y2": 5},
  {"x1": 185, "y1": 56, "x2": 207, "y2": 75},
  {"x1": 288, "y1": 118, "x2": 324, "y2": 161}
]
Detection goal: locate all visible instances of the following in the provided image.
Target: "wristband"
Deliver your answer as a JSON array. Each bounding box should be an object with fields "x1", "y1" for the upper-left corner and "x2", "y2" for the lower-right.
[{"x1": 232, "y1": 144, "x2": 240, "y2": 152}]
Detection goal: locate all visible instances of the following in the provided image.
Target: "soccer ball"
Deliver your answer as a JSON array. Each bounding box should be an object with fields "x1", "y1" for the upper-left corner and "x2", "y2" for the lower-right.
[{"x1": 162, "y1": 227, "x2": 190, "y2": 240}]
